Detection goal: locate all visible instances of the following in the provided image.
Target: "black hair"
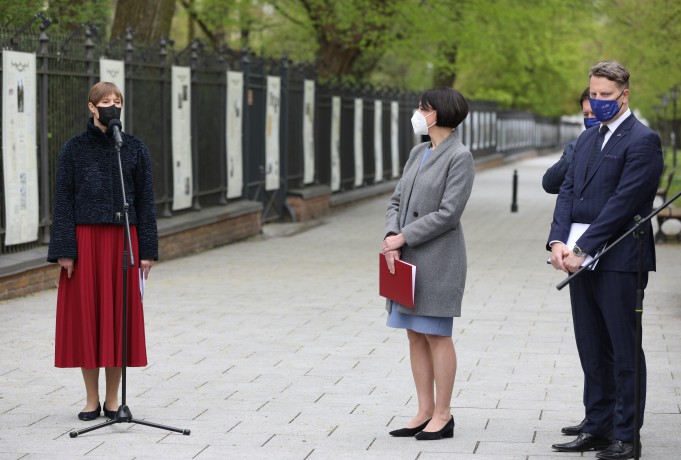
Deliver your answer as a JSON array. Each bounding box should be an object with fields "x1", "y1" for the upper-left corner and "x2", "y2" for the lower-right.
[
  {"x1": 418, "y1": 87, "x2": 469, "y2": 129},
  {"x1": 579, "y1": 87, "x2": 590, "y2": 107}
]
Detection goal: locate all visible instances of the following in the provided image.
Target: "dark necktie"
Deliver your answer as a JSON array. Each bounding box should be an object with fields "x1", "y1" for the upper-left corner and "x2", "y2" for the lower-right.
[{"x1": 587, "y1": 124, "x2": 609, "y2": 175}]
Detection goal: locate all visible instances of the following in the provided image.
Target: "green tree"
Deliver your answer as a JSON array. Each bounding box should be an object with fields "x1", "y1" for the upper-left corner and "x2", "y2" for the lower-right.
[
  {"x1": 451, "y1": 0, "x2": 596, "y2": 117},
  {"x1": 173, "y1": 0, "x2": 280, "y2": 53},
  {"x1": 10, "y1": 0, "x2": 679, "y2": 121},
  {"x1": 0, "y1": 0, "x2": 44, "y2": 25},
  {"x1": 597, "y1": 0, "x2": 681, "y2": 121},
  {"x1": 261, "y1": 0, "x2": 472, "y2": 86},
  {"x1": 0, "y1": 0, "x2": 110, "y2": 33},
  {"x1": 266, "y1": 0, "x2": 402, "y2": 81}
]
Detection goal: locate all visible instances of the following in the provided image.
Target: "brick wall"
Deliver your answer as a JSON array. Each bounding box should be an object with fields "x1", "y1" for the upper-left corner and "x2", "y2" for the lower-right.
[
  {"x1": 0, "y1": 210, "x2": 261, "y2": 302},
  {"x1": 0, "y1": 265, "x2": 60, "y2": 301},
  {"x1": 159, "y1": 212, "x2": 261, "y2": 260},
  {"x1": 286, "y1": 194, "x2": 330, "y2": 222}
]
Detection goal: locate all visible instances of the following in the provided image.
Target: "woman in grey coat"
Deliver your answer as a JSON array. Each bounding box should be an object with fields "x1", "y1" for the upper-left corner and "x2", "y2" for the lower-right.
[{"x1": 382, "y1": 87, "x2": 474, "y2": 441}]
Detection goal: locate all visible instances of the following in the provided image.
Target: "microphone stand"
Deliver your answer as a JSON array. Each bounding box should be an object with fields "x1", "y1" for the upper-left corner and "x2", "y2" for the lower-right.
[
  {"x1": 556, "y1": 189, "x2": 681, "y2": 460},
  {"x1": 70, "y1": 131, "x2": 190, "y2": 438}
]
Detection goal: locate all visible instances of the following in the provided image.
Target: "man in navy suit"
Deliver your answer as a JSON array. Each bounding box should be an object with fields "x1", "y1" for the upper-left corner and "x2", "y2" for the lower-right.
[{"x1": 548, "y1": 61, "x2": 663, "y2": 459}]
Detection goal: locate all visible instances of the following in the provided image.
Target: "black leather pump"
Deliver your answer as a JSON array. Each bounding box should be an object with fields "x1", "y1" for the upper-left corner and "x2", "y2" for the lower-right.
[
  {"x1": 415, "y1": 416, "x2": 454, "y2": 440},
  {"x1": 389, "y1": 418, "x2": 431, "y2": 437}
]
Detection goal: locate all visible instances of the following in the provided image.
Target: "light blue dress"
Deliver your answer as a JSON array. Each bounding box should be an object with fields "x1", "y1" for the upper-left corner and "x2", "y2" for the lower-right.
[
  {"x1": 385, "y1": 148, "x2": 454, "y2": 337},
  {"x1": 387, "y1": 302, "x2": 453, "y2": 336}
]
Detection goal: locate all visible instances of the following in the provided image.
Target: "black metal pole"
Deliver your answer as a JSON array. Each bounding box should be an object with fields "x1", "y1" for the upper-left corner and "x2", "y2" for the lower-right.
[
  {"x1": 85, "y1": 25, "x2": 95, "y2": 90},
  {"x1": 633, "y1": 218, "x2": 644, "y2": 460},
  {"x1": 160, "y1": 37, "x2": 172, "y2": 218},
  {"x1": 673, "y1": 89, "x2": 678, "y2": 168},
  {"x1": 217, "y1": 47, "x2": 228, "y2": 205},
  {"x1": 190, "y1": 40, "x2": 201, "y2": 211},
  {"x1": 279, "y1": 54, "x2": 295, "y2": 221},
  {"x1": 511, "y1": 169, "x2": 518, "y2": 212},
  {"x1": 124, "y1": 28, "x2": 134, "y2": 135},
  {"x1": 241, "y1": 49, "x2": 251, "y2": 199},
  {"x1": 38, "y1": 22, "x2": 51, "y2": 244}
]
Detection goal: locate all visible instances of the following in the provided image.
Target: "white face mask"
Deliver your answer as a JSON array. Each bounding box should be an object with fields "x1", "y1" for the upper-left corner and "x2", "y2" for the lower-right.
[{"x1": 411, "y1": 110, "x2": 436, "y2": 135}]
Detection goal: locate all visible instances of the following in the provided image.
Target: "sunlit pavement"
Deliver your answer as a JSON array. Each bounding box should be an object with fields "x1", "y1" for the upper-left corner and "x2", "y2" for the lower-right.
[{"x1": 1, "y1": 153, "x2": 679, "y2": 459}]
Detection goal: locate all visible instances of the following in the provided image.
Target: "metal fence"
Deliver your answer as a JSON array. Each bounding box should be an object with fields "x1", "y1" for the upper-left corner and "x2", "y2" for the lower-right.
[{"x1": 0, "y1": 23, "x2": 580, "y2": 256}]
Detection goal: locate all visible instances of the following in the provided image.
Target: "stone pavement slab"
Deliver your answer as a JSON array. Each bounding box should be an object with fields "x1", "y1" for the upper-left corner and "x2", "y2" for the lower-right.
[{"x1": 1, "y1": 153, "x2": 680, "y2": 459}]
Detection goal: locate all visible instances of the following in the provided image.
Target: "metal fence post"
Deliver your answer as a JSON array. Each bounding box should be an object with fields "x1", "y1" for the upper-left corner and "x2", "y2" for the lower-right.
[
  {"x1": 279, "y1": 54, "x2": 294, "y2": 220},
  {"x1": 125, "y1": 27, "x2": 134, "y2": 134},
  {"x1": 85, "y1": 24, "x2": 95, "y2": 88},
  {"x1": 159, "y1": 36, "x2": 172, "y2": 217},
  {"x1": 217, "y1": 46, "x2": 228, "y2": 205},
  {"x1": 39, "y1": 20, "x2": 51, "y2": 244},
  {"x1": 241, "y1": 49, "x2": 250, "y2": 199},
  {"x1": 190, "y1": 40, "x2": 201, "y2": 211}
]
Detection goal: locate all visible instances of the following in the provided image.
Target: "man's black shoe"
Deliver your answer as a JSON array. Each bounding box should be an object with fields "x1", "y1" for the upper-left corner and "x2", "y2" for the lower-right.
[
  {"x1": 552, "y1": 433, "x2": 611, "y2": 452},
  {"x1": 561, "y1": 417, "x2": 588, "y2": 435},
  {"x1": 596, "y1": 440, "x2": 639, "y2": 459}
]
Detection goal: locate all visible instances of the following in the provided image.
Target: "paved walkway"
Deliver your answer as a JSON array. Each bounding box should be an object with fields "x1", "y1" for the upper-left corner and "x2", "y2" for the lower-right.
[{"x1": 1, "y1": 154, "x2": 680, "y2": 459}]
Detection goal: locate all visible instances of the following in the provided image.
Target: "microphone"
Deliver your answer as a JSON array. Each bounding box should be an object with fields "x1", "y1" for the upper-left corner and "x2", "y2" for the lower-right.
[{"x1": 108, "y1": 119, "x2": 124, "y2": 147}]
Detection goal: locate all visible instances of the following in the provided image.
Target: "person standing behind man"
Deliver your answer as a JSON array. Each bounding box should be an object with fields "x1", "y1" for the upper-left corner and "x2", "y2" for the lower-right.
[
  {"x1": 543, "y1": 87, "x2": 597, "y2": 439},
  {"x1": 542, "y1": 87, "x2": 597, "y2": 194},
  {"x1": 548, "y1": 61, "x2": 663, "y2": 459}
]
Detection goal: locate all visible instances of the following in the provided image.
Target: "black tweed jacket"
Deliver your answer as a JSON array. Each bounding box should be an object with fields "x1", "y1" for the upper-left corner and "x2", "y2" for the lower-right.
[{"x1": 47, "y1": 119, "x2": 159, "y2": 263}]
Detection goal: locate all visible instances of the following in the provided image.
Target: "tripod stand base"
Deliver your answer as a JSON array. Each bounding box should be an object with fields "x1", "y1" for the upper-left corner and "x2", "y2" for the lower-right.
[{"x1": 69, "y1": 405, "x2": 191, "y2": 438}]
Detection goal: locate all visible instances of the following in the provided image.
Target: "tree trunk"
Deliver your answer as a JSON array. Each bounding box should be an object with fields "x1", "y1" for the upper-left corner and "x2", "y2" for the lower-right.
[
  {"x1": 300, "y1": 0, "x2": 395, "y2": 81},
  {"x1": 110, "y1": 0, "x2": 175, "y2": 44},
  {"x1": 432, "y1": 44, "x2": 458, "y2": 88},
  {"x1": 317, "y1": 39, "x2": 361, "y2": 79}
]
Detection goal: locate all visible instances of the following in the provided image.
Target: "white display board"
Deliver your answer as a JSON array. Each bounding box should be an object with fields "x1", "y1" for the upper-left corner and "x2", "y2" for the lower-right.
[
  {"x1": 374, "y1": 100, "x2": 383, "y2": 183},
  {"x1": 390, "y1": 101, "x2": 400, "y2": 178},
  {"x1": 353, "y1": 98, "x2": 363, "y2": 187},
  {"x1": 265, "y1": 76, "x2": 281, "y2": 191},
  {"x1": 2, "y1": 51, "x2": 38, "y2": 246},
  {"x1": 99, "y1": 58, "x2": 125, "y2": 127},
  {"x1": 330, "y1": 96, "x2": 341, "y2": 192},
  {"x1": 171, "y1": 65, "x2": 193, "y2": 211},
  {"x1": 303, "y1": 79, "x2": 315, "y2": 184},
  {"x1": 226, "y1": 71, "x2": 243, "y2": 199}
]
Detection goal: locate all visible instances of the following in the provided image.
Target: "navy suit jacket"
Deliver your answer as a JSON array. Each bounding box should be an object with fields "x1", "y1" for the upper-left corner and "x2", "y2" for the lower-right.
[
  {"x1": 542, "y1": 139, "x2": 576, "y2": 194},
  {"x1": 548, "y1": 114, "x2": 663, "y2": 272}
]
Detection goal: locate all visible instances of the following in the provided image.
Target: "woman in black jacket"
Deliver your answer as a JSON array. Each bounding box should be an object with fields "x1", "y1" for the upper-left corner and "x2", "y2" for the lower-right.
[{"x1": 47, "y1": 81, "x2": 158, "y2": 421}]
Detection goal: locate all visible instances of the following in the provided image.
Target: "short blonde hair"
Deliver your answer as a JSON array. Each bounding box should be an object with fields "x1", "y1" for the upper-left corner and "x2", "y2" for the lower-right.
[
  {"x1": 88, "y1": 81, "x2": 123, "y2": 105},
  {"x1": 589, "y1": 61, "x2": 630, "y2": 90}
]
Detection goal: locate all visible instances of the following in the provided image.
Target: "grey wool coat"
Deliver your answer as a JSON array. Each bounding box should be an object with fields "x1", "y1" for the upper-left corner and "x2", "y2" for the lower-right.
[{"x1": 384, "y1": 130, "x2": 474, "y2": 317}]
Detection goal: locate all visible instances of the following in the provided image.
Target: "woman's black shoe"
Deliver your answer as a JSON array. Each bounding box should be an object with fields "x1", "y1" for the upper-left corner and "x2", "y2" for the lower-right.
[
  {"x1": 389, "y1": 418, "x2": 431, "y2": 437},
  {"x1": 103, "y1": 404, "x2": 118, "y2": 420},
  {"x1": 415, "y1": 416, "x2": 454, "y2": 440},
  {"x1": 78, "y1": 402, "x2": 101, "y2": 421}
]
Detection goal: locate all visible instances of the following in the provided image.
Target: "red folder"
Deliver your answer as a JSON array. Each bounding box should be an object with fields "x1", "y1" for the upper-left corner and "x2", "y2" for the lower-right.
[{"x1": 379, "y1": 253, "x2": 415, "y2": 308}]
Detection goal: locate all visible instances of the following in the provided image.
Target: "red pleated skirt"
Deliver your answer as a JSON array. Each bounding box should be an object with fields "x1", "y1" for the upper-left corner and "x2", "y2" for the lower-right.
[{"x1": 55, "y1": 224, "x2": 147, "y2": 368}]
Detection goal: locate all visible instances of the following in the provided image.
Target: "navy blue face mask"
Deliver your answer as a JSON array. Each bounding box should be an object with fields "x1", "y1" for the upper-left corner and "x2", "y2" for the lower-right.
[
  {"x1": 584, "y1": 117, "x2": 600, "y2": 129},
  {"x1": 589, "y1": 90, "x2": 624, "y2": 123}
]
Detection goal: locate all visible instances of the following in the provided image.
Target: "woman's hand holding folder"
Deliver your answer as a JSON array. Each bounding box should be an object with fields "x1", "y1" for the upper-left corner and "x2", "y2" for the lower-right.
[
  {"x1": 382, "y1": 233, "x2": 406, "y2": 275},
  {"x1": 382, "y1": 249, "x2": 401, "y2": 274}
]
